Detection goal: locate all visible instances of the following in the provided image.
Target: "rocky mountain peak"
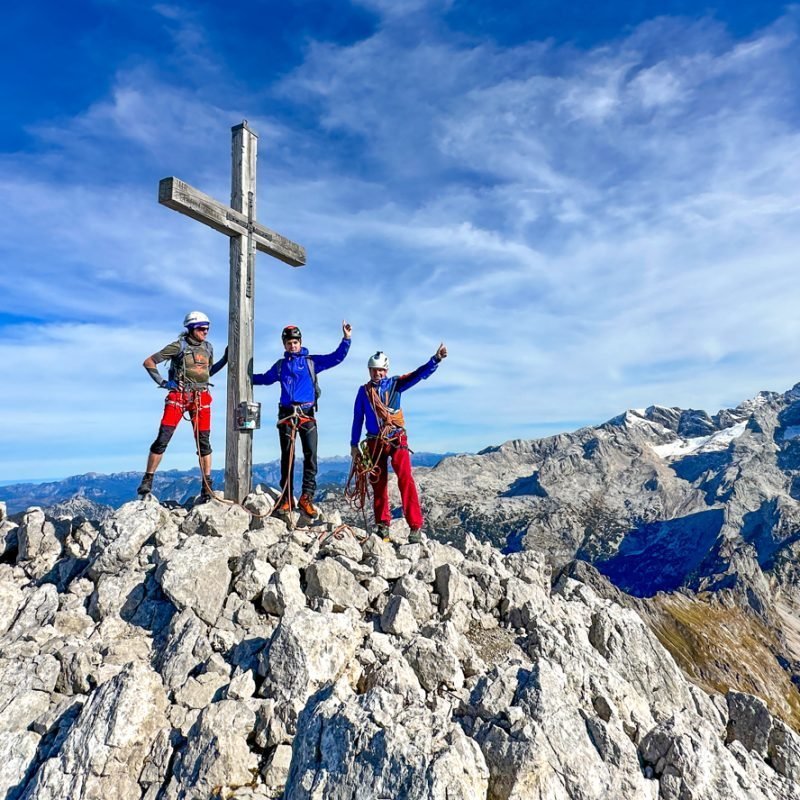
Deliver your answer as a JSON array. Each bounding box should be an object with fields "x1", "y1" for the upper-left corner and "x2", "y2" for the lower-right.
[{"x1": 1, "y1": 493, "x2": 800, "y2": 798}]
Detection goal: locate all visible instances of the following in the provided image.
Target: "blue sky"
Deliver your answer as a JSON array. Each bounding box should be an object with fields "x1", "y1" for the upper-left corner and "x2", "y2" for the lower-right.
[{"x1": 1, "y1": 1, "x2": 799, "y2": 482}]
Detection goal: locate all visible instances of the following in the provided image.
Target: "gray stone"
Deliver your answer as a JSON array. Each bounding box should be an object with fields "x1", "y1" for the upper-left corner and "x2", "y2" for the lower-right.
[
  {"x1": 727, "y1": 690, "x2": 773, "y2": 757},
  {"x1": 181, "y1": 502, "x2": 251, "y2": 539},
  {"x1": 435, "y1": 562, "x2": 474, "y2": 614},
  {"x1": 20, "y1": 662, "x2": 170, "y2": 800},
  {"x1": 164, "y1": 699, "x2": 257, "y2": 799},
  {"x1": 305, "y1": 558, "x2": 369, "y2": 612},
  {"x1": 261, "y1": 565, "x2": 305, "y2": 616},
  {"x1": 286, "y1": 679, "x2": 489, "y2": 799},
  {"x1": 157, "y1": 608, "x2": 209, "y2": 693},
  {"x1": 17, "y1": 508, "x2": 61, "y2": 579},
  {"x1": 380, "y1": 595, "x2": 418, "y2": 637},
  {"x1": 403, "y1": 634, "x2": 464, "y2": 692},
  {"x1": 768, "y1": 718, "x2": 800, "y2": 782},
  {"x1": 232, "y1": 550, "x2": 275, "y2": 602},
  {"x1": 393, "y1": 574, "x2": 435, "y2": 623},
  {"x1": 260, "y1": 608, "x2": 364, "y2": 730},
  {"x1": 158, "y1": 536, "x2": 231, "y2": 625},
  {"x1": 90, "y1": 500, "x2": 165, "y2": 576},
  {"x1": 262, "y1": 743, "x2": 293, "y2": 790}
]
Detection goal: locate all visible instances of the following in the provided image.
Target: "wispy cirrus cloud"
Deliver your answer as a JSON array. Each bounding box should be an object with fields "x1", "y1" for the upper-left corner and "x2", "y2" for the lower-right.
[{"x1": 1, "y1": 4, "x2": 799, "y2": 481}]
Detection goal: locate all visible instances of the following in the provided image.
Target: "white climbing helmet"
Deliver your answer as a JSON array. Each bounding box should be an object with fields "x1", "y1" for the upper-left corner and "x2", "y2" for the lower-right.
[
  {"x1": 183, "y1": 310, "x2": 210, "y2": 329},
  {"x1": 368, "y1": 351, "x2": 389, "y2": 370}
]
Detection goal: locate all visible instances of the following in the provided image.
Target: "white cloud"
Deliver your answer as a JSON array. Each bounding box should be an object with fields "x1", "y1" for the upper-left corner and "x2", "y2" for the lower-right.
[{"x1": 3, "y1": 9, "x2": 800, "y2": 481}]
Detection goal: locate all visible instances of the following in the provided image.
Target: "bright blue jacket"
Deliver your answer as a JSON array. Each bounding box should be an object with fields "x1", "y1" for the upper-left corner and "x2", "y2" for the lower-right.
[
  {"x1": 253, "y1": 339, "x2": 351, "y2": 407},
  {"x1": 350, "y1": 357, "x2": 439, "y2": 445}
]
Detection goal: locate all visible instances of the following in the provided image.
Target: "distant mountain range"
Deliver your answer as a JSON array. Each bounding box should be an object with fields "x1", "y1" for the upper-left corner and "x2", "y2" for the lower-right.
[{"x1": 0, "y1": 453, "x2": 450, "y2": 516}]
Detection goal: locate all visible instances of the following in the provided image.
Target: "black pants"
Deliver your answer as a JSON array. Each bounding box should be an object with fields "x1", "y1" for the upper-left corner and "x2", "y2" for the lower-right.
[{"x1": 278, "y1": 413, "x2": 318, "y2": 499}]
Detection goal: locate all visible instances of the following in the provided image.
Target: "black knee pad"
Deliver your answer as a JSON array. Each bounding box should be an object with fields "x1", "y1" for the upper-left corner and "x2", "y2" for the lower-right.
[
  {"x1": 197, "y1": 431, "x2": 212, "y2": 456},
  {"x1": 150, "y1": 425, "x2": 176, "y2": 455}
]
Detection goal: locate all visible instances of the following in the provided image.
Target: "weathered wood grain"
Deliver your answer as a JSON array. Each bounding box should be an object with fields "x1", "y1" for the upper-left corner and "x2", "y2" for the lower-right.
[{"x1": 158, "y1": 177, "x2": 305, "y2": 267}]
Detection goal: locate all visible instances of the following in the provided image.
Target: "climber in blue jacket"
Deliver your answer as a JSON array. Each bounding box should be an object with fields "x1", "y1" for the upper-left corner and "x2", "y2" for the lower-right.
[{"x1": 253, "y1": 321, "x2": 351, "y2": 516}]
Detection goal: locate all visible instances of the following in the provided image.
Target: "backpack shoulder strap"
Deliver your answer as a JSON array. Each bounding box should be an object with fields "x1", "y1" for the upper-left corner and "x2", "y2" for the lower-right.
[{"x1": 307, "y1": 357, "x2": 320, "y2": 409}]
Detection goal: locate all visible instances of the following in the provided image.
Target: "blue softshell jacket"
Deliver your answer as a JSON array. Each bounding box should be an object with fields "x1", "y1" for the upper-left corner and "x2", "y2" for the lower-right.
[
  {"x1": 253, "y1": 339, "x2": 351, "y2": 407},
  {"x1": 350, "y1": 357, "x2": 439, "y2": 446}
]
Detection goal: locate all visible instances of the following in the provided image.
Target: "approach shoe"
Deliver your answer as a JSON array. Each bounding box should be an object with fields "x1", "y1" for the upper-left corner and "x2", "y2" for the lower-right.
[
  {"x1": 199, "y1": 476, "x2": 214, "y2": 503},
  {"x1": 298, "y1": 494, "x2": 319, "y2": 517},
  {"x1": 408, "y1": 528, "x2": 424, "y2": 544},
  {"x1": 137, "y1": 473, "x2": 154, "y2": 497},
  {"x1": 374, "y1": 522, "x2": 390, "y2": 540},
  {"x1": 275, "y1": 497, "x2": 293, "y2": 515}
]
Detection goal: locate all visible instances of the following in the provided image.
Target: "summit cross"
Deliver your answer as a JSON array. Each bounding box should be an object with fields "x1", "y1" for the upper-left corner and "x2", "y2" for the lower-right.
[{"x1": 158, "y1": 121, "x2": 306, "y2": 502}]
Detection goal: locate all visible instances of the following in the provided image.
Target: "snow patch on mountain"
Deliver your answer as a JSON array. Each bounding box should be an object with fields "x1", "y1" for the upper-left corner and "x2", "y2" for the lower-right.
[{"x1": 650, "y1": 421, "x2": 748, "y2": 459}]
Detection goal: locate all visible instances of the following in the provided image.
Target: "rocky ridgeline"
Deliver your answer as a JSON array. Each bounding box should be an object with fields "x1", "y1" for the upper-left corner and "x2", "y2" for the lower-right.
[
  {"x1": 2, "y1": 495, "x2": 800, "y2": 799},
  {"x1": 417, "y1": 384, "x2": 800, "y2": 605}
]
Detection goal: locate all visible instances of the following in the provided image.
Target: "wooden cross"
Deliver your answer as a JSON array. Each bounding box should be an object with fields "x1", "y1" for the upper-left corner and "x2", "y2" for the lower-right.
[{"x1": 158, "y1": 121, "x2": 306, "y2": 502}]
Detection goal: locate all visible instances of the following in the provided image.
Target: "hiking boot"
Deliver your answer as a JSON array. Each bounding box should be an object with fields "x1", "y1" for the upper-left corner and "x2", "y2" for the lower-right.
[
  {"x1": 374, "y1": 522, "x2": 390, "y2": 539},
  {"x1": 199, "y1": 475, "x2": 214, "y2": 503},
  {"x1": 408, "y1": 528, "x2": 424, "y2": 544},
  {"x1": 137, "y1": 473, "x2": 154, "y2": 496},
  {"x1": 298, "y1": 494, "x2": 318, "y2": 517},
  {"x1": 275, "y1": 497, "x2": 293, "y2": 515}
]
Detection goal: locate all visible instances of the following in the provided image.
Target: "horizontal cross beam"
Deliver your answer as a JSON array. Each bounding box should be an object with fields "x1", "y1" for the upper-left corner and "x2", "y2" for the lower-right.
[{"x1": 158, "y1": 177, "x2": 306, "y2": 267}]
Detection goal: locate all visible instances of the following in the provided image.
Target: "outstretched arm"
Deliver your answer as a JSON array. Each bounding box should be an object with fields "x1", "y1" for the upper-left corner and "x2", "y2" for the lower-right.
[
  {"x1": 312, "y1": 321, "x2": 353, "y2": 371},
  {"x1": 395, "y1": 342, "x2": 448, "y2": 393},
  {"x1": 210, "y1": 347, "x2": 228, "y2": 377},
  {"x1": 252, "y1": 359, "x2": 281, "y2": 386}
]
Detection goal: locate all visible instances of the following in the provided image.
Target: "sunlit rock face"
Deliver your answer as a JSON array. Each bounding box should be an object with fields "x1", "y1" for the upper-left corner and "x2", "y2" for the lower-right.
[
  {"x1": 416, "y1": 385, "x2": 800, "y2": 604},
  {"x1": 1, "y1": 493, "x2": 800, "y2": 800}
]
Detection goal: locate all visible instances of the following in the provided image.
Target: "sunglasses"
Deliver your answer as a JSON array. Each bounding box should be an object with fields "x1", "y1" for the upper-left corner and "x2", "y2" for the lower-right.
[{"x1": 193, "y1": 326, "x2": 210, "y2": 333}]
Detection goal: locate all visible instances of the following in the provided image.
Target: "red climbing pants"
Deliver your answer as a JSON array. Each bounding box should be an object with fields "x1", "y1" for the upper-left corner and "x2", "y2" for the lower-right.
[
  {"x1": 368, "y1": 433, "x2": 423, "y2": 530},
  {"x1": 160, "y1": 389, "x2": 212, "y2": 431}
]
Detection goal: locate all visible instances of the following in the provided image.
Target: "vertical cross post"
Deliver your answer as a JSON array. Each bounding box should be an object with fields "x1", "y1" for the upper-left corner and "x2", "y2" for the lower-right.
[{"x1": 226, "y1": 123, "x2": 257, "y2": 502}]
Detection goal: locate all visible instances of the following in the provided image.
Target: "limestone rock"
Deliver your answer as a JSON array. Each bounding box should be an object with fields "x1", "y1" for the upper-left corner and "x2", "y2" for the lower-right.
[
  {"x1": 286, "y1": 680, "x2": 489, "y2": 799},
  {"x1": 157, "y1": 536, "x2": 231, "y2": 625},
  {"x1": 164, "y1": 699, "x2": 257, "y2": 799},
  {"x1": 380, "y1": 595, "x2": 418, "y2": 637},
  {"x1": 261, "y1": 565, "x2": 306, "y2": 617},
  {"x1": 305, "y1": 558, "x2": 369, "y2": 612},
  {"x1": 20, "y1": 662, "x2": 170, "y2": 800},
  {"x1": 17, "y1": 508, "x2": 61, "y2": 579},
  {"x1": 260, "y1": 608, "x2": 364, "y2": 732},
  {"x1": 181, "y1": 502, "x2": 250, "y2": 540},
  {"x1": 727, "y1": 690, "x2": 773, "y2": 757},
  {"x1": 90, "y1": 500, "x2": 165, "y2": 576}
]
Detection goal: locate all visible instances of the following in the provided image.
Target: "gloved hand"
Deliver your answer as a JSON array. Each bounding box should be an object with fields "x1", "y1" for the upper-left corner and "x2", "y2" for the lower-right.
[
  {"x1": 162, "y1": 379, "x2": 181, "y2": 390},
  {"x1": 350, "y1": 445, "x2": 360, "y2": 460}
]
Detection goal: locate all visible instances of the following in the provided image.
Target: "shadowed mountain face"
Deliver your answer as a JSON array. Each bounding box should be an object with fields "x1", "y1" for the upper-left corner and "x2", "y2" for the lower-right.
[{"x1": 418, "y1": 384, "x2": 800, "y2": 609}]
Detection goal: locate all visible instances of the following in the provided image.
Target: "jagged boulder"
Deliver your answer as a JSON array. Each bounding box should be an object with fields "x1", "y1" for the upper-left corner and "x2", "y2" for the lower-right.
[
  {"x1": 20, "y1": 662, "x2": 170, "y2": 800},
  {"x1": 286, "y1": 679, "x2": 489, "y2": 799},
  {"x1": 157, "y1": 536, "x2": 231, "y2": 625},
  {"x1": 163, "y1": 699, "x2": 257, "y2": 799},
  {"x1": 17, "y1": 508, "x2": 61, "y2": 579}
]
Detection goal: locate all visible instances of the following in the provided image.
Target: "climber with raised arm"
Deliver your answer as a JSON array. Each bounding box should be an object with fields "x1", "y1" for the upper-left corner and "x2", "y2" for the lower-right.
[
  {"x1": 350, "y1": 343, "x2": 447, "y2": 543},
  {"x1": 253, "y1": 321, "x2": 352, "y2": 517}
]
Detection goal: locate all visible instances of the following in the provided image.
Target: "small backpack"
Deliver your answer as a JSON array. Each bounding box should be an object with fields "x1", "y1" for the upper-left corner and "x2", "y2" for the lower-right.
[{"x1": 169, "y1": 336, "x2": 213, "y2": 384}]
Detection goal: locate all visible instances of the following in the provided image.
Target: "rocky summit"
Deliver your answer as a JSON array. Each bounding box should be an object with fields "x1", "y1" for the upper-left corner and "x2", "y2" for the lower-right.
[{"x1": 2, "y1": 491, "x2": 800, "y2": 799}]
